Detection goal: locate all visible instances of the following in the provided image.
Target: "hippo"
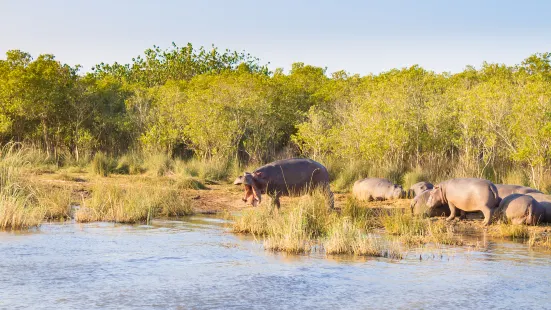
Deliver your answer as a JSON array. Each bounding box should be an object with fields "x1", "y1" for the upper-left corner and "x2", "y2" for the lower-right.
[
  {"x1": 525, "y1": 192, "x2": 551, "y2": 222},
  {"x1": 233, "y1": 158, "x2": 334, "y2": 209},
  {"x1": 497, "y1": 193, "x2": 545, "y2": 225},
  {"x1": 426, "y1": 178, "x2": 500, "y2": 225},
  {"x1": 408, "y1": 182, "x2": 433, "y2": 198},
  {"x1": 410, "y1": 189, "x2": 453, "y2": 217},
  {"x1": 494, "y1": 184, "x2": 541, "y2": 199},
  {"x1": 352, "y1": 178, "x2": 404, "y2": 201}
]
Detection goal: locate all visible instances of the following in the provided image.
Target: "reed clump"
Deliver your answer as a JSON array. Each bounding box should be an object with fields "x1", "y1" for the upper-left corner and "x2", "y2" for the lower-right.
[{"x1": 528, "y1": 231, "x2": 551, "y2": 250}]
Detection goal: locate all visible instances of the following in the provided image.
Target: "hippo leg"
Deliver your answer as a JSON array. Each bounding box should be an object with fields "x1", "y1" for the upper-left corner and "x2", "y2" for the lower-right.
[
  {"x1": 446, "y1": 203, "x2": 457, "y2": 222},
  {"x1": 459, "y1": 210, "x2": 467, "y2": 220},
  {"x1": 270, "y1": 193, "x2": 281, "y2": 209},
  {"x1": 481, "y1": 207, "x2": 493, "y2": 226}
]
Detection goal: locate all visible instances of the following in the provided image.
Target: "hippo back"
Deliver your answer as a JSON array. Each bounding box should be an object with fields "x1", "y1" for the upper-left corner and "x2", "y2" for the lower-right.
[
  {"x1": 495, "y1": 184, "x2": 542, "y2": 199},
  {"x1": 255, "y1": 158, "x2": 329, "y2": 195},
  {"x1": 440, "y1": 178, "x2": 500, "y2": 212}
]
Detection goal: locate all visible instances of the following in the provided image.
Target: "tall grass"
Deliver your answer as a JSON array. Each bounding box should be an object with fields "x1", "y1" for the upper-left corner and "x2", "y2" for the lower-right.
[
  {"x1": 75, "y1": 183, "x2": 193, "y2": 223},
  {"x1": 0, "y1": 163, "x2": 45, "y2": 230}
]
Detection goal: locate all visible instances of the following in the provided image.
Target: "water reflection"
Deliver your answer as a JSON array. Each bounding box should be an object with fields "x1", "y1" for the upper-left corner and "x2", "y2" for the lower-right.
[{"x1": 0, "y1": 216, "x2": 550, "y2": 309}]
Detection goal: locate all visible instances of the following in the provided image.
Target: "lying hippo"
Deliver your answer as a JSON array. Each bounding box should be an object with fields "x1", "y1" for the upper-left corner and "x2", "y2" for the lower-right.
[
  {"x1": 233, "y1": 158, "x2": 333, "y2": 209},
  {"x1": 408, "y1": 182, "x2": 433, "y2": 198},
  {"x1": 352, "y1": 178, "x2": 404, "y2": 201},
  {"x1": 410, "y1": 190, "x2": 454, "y2": 217},
  {"x1": 497, "y1": 194, "x2": 545, "y2": 225},
  {"x1": 427, "y1": 178, "x2": 500, "y2": 225},
  {"x1": 494, "y1": 184, "x2": 541, "y2": 199},
  {"x1": 526, "y1": 193, "x2": 551, "y2": 222}
]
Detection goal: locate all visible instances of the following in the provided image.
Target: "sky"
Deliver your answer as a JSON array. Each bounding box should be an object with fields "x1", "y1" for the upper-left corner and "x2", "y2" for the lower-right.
[{"x1": 1, "y1": 0, "x2": 551, "y2": 75}]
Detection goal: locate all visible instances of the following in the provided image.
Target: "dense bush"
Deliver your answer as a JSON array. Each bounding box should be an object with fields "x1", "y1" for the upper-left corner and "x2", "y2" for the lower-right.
[{"x1": 1, "y1": 46, "x2": 551, "y2": 187}]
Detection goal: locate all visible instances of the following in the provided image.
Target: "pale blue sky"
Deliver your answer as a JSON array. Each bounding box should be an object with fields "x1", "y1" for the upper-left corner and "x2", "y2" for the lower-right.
[{"x1": 1, "y1": 0, "x2": 550, "y2": 74}]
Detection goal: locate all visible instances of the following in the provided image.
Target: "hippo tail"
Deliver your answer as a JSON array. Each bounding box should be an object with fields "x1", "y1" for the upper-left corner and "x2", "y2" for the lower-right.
[{"x1": 490, "y1": 184, "x2": 501, "y2": 206}]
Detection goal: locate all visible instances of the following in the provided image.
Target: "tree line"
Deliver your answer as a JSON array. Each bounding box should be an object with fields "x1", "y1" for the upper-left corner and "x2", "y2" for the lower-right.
[{"x1": 1, "y1": 44, "x2": 550, "y2": 187}]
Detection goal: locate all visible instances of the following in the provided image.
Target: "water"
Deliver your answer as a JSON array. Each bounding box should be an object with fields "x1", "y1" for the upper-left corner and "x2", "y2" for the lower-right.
[{"x1": 1, "y1": 216, "x2": 550, "y2": 309}]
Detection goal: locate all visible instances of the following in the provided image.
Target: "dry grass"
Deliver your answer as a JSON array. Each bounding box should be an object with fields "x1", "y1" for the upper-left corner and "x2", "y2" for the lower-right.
[
  {"x1": 489, "y1": 222, "x2": 531, "y2": 239},
  {"x1": 75, "y1": 182, "x2": 193, "y2": 223},
  {"x1": 324, "y1": 218, "x2": 403, "y2": 258}
]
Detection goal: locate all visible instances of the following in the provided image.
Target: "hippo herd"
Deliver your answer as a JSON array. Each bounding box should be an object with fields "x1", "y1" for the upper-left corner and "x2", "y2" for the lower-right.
[
  {"x1": 234, "y1": 158, "x2": 550, "y2": 226},
  {"x1": 408, "y1": 181, "x2": 549, "y2": 226}
]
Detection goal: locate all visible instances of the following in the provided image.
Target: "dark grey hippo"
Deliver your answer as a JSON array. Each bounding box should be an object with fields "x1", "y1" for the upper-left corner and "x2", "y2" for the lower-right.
[
  {"x1": 426, "y1": 178, "x2": 500, "y2": 225},
  {"x1": 408, "y1": 182, "x2": 433, "y2": 198},
  {"x1": 494, "y1": 184, "x2": 541, "y2": 199},
  {"x1": 352, "y1": 178, "x2": 404, "y2": 201},
  {"x1": 525, "y1": 192, "x2": 551, "y2": 222},
  {"x1": 233, "y1": 158, "x2": 333, "y2": 209},
  {"x1": 410, "y1": 189, "x2": 454, "y2": 217},
  {"x1": 497, "y1": 193, "x2": 545, "y2": 225}
]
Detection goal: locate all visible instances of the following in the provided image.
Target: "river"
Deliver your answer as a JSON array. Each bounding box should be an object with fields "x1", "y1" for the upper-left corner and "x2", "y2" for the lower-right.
[{"x1": 1, "y1": 216, "x2": 550, "y2": 309}]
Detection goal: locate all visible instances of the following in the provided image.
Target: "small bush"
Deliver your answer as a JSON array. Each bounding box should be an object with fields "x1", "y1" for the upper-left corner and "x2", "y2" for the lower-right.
[
  {"x1": 91, "y1": 152, "x2": 115, "y2": 177},
  {"x1": 145, "y1": 153, "x2": 174, "y2": 177},
  {"x1": 327, "y1": 160, "x2": 371, "y2": 192},
  {"x1": 402, "y1": 167, "x2": 430, "y2": 191},
  {"x1": 176, "y1": 177, "x2": 207, "y2": 190},
  {"x1": 114, "y1": 154, "x2": 145, "y2": 175}
]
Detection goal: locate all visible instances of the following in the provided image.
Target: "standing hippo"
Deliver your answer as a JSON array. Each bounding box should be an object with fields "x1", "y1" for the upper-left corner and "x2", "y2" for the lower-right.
[
  {"x1": 352, "y1": 178, "x2": 404, "y2": 201},
  {"x1": 525, "y1": 193, "x2": 551, "y2": 222},
  {"x1": 410, "y1": 189, "x2": 454, "y2": 217},
  {"x1": 426, "y1": 178, "x2": 500, "y2": 225},
  {"x1": 494, "y1": 184, "x2": 541, "y2": 199},
  {"x1": 408, "y1": 182, "x2": 433, "y2": 198},
  {"x1": 497, "y1": 194, "x2": 545, "y2": 225},
  {"x1": 233, "y1": 158, "x2": 333, "y2": 209}
]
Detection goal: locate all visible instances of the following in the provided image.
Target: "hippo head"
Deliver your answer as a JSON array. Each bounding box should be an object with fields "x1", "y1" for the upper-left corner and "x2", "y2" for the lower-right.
[
  {"x1": 233, "y1": 172, "x2": 268, "y2": 207},
  {"x1": 426, "y1": 186, "x2": 445, "y2": 209},
  {"x1": 389, "y1": 185, "x2": 405, "y2": 199}
]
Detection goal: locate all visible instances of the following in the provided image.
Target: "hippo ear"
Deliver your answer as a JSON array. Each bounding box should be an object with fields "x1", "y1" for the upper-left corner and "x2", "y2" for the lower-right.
[{"x1": 233, "y1": 176, "x2": 244, "y2": 185}]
